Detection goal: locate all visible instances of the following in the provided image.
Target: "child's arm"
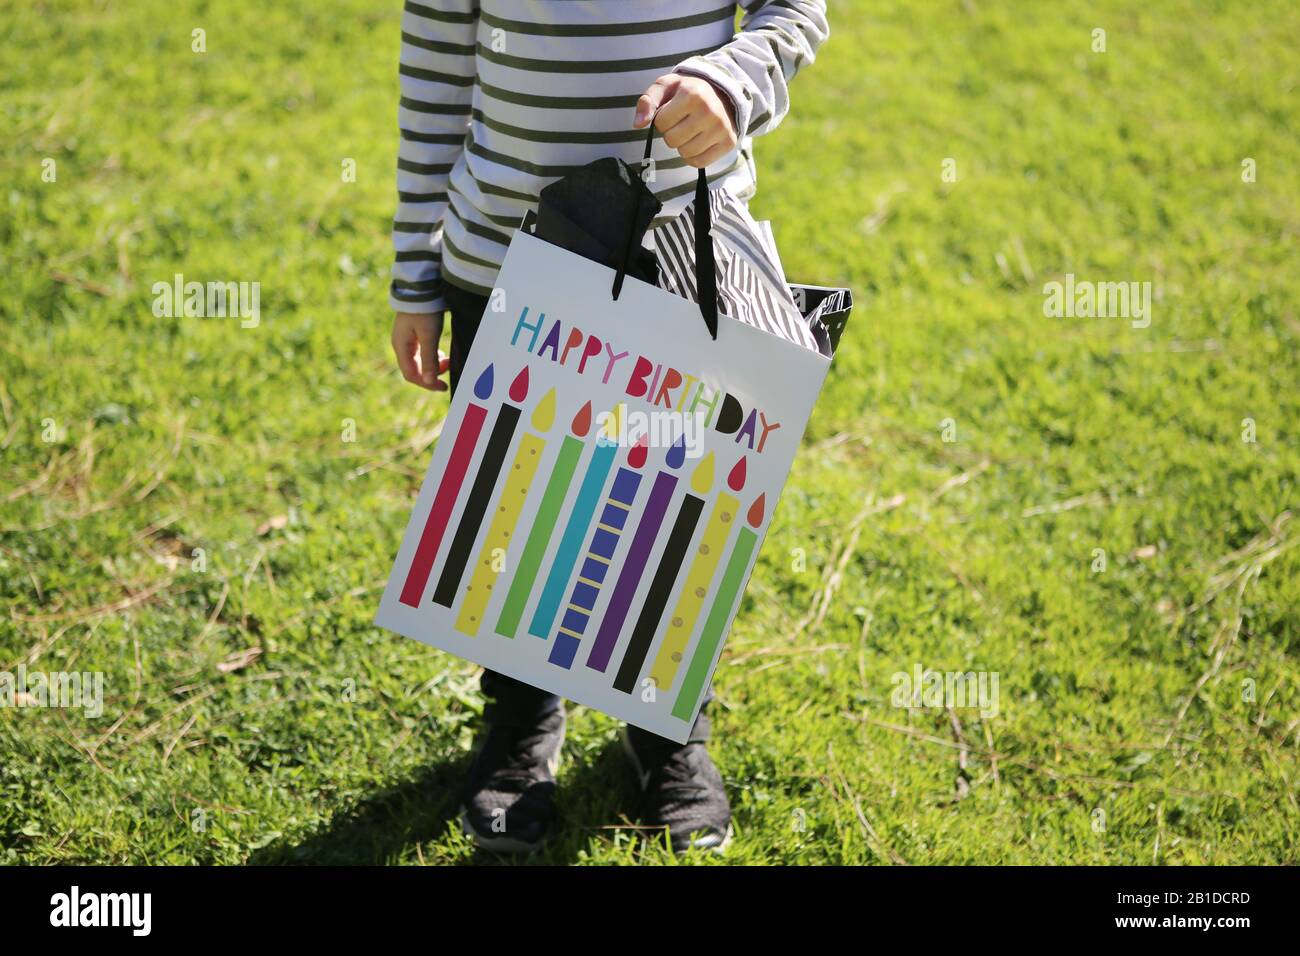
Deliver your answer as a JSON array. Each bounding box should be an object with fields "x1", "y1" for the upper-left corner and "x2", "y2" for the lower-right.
[
  {"x1": 390, "y1": 1, "x2": 477, "y2": 391},
  {"x1": 634, "y1": 0, "x2": 826, "y2": 160}
]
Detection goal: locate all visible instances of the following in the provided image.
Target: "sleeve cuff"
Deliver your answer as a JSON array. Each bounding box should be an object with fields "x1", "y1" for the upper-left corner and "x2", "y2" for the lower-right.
[{"x1": 389, "y1": 288, "x2": 447, "y2": 314}]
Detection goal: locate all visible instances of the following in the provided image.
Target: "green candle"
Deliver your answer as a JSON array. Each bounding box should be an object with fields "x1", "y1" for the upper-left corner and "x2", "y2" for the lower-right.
[
  {"x1": 671, "y1": 493, "x2": 765, "y2": 721},
  {"x1": 494, "y1": 401, "x2": 591, "y2": 638}
]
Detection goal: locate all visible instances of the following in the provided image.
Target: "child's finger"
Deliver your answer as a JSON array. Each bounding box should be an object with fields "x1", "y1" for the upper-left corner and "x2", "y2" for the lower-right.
[
  {"x1": 679, "y1": 128, "x2": 723, "y2": 159},
  {"x1": 634, "y1": 74, "x2": 675, "y2": 127},
  {"x1": 393, "y1": 334, "x2": 427, "y2": 389},
  {"x1": 434, "y1": 354, "x2": 451, "y2": 391},
  {"x1": 653, "y1": 81, "x2": 696, "y2": 136},
  {"x1": 688, "y1": 140, "x2": 732, "y2": 169},
  {"x1": 417, "y1": 327, "x2": 446, "y2": 390},
  {"x1": 661, "y1": 110, "x2": 709, "y2": 151}
]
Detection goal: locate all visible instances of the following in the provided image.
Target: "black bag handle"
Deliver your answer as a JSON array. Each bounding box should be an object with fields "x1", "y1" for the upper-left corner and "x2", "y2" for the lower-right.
[{"x1": 611, "y1": 119, "x2": 719, "y2": 340}]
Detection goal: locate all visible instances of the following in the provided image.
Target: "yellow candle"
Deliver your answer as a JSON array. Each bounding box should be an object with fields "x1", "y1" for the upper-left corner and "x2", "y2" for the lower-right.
[
  {"x1": 649, "y1": 453, "x2": 742, "y2": 691},
  {"x1": 455, "y1": 388, "x2": 556, "y2": 635}
]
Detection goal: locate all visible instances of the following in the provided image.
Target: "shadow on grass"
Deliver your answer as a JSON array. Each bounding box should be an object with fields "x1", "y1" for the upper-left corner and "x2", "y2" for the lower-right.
[{"x1": 249, "y1": 733, "x2": 642, "y2": 865}]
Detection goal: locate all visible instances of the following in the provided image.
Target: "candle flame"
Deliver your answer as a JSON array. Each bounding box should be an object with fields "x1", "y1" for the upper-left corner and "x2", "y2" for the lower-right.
[
  {"x1": 473, "y1": 364, "x2": 494, "y2": 401},
  {"x1": 689, "y1": 452, "x2": 715, "y2": 495},
  {"x1": 571, "y1": 401, "x2": 592, "y2": 437},
  {"x1": 531, "y1": 388, "x2": 556, "y2": 431},
  {"x1": 666, "y1": 434, "x2": 686, "y2": 469},
  {"x1": 628, "y1": 434, "x2": 648, "y2": 469},
  {"x1": 746, "y1": 493, "x2": 766, "y2": 528},
  {"x1": 508, "y1": 365, "x2": 529, "y2": 403},
  {"x1": 727, "y1": 456, "x2": 747, "y2": 492}
]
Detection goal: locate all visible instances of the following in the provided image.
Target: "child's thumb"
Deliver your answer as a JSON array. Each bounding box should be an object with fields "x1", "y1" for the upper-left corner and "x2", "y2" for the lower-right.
[{"x1": 634, "y1": 75, "x2": 674, "y2": 126}]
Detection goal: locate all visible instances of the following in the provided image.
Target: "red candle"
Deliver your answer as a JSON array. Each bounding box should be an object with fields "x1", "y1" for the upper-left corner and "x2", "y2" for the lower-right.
[{"x1": 399, "y1": 364, "x2": 495, "y2": 607}]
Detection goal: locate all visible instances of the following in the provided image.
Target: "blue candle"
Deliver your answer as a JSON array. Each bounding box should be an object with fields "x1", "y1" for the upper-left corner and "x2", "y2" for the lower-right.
[{"x1": 527, "y1": 405, "x2": 623, "y2": 640}]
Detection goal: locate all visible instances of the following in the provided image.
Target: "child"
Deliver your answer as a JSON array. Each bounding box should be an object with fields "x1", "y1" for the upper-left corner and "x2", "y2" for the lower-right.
[{"x1": 389, "y1": 0, "x2": 828, "y2": 854}]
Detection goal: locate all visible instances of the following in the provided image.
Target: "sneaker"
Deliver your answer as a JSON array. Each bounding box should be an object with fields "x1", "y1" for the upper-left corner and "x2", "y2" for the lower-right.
[
  {"x1": 622, "y1": 725, "x2": 732, "y2": 853},
  {"x1": 459, "y1": 703, "x2": 565, "y2": 853}
]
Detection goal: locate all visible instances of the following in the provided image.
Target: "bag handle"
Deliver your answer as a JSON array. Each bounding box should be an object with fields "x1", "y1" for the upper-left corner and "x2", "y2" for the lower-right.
[{"x1": 611, "y1": 119, "x2": 719, "y2": 340}]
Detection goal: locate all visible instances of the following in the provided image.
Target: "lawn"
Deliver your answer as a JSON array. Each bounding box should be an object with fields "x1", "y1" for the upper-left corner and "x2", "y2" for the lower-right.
[{"x1": 1, "y1": 0, "x2": 1296, "y2": 864}]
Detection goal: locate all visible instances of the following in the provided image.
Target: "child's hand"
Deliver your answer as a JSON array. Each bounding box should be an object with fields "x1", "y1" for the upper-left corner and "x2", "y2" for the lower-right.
[
  {"x1": 392, "y1": 311, "x2": 451, "y2": 391},
  {"x1": 634, "y1": 74, "x2": 738, "y2": 169}
]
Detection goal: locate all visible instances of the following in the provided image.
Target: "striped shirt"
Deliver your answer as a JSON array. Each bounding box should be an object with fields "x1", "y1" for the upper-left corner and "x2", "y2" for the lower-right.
[{"x1": 389, "y1": 0, "x2": 829, "y2": 313}]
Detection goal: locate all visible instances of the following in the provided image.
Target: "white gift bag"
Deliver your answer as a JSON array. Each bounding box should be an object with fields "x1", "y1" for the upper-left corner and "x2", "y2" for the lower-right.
[{"x1": 376, "y1": 144, "x2": 848, "y2": 742}]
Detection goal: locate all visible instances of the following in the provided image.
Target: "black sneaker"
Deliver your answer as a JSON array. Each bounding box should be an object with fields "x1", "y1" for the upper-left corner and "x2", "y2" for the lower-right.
[
  {"x1": 622, "y1": 722, "x2": 732, "y2": 854},
  {"x1": 459, "y1": 703, "x2": 565, "y2": 853}
]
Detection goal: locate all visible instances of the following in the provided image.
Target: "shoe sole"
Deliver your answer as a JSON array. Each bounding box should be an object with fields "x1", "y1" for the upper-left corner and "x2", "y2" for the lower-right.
[
  {"x1": 460, "y1": 714, "x2": 565, "y2": 855},
  {"x1": 691, "y1": 823, "x2": 733, "y2": 854},
  {"x1": 458, "y1": 810, "x2": 545, "y2": 854}
]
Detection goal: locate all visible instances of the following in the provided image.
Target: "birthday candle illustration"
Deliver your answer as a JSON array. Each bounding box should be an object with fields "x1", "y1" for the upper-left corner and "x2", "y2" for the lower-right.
[
  {"x1": 548, "y1": 435, "x2": 648, "y2": 669},
  {"x1": 527, "y1": 404, "x2": 624, "y2": 639},
  {"x1": 432, "y1": 366, "x2": 529, "y2": 607},
  {"x1": 399, "y1": 364, "x2": 494, "y2": 608},
  {"x1": 454, "y1": 388, "x2": 556, "y2": 636},
  {"x1": 494, "y1": 401, "x2": 591, "y2": 638},
  {"x1": 612, "y1": 451, "x2": 712, "y2": 694},
  {"x1": 585, "y1": 434, "x2": 687, "y2": 673},
  {"x1": 672, "y1": 493, "x2": 765, "y2": 721},
  {"x1": 649, "y1": 455, "x2": 746, "y2": 691}
]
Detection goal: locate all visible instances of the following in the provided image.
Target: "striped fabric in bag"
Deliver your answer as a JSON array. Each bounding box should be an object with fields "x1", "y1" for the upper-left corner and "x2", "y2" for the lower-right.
[{"x1": 653, "y1": 187, "x2": 821, "y2": 353}]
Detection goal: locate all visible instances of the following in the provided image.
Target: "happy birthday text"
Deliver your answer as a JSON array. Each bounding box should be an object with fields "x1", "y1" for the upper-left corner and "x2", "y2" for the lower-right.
[{"x1": 509, "y1": 306, "x2": 782, "y2": 454}]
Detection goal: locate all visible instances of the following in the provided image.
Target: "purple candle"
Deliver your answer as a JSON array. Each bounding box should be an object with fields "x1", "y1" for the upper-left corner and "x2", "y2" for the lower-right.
[{"x1": 584, "y1": 435, "x2": 687, "y2": 673}]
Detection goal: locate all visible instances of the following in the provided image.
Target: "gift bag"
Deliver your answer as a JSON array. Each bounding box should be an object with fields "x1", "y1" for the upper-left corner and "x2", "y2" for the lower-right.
[{"x1": 376, "y1": 132, "x2": 850, "y2": 742}]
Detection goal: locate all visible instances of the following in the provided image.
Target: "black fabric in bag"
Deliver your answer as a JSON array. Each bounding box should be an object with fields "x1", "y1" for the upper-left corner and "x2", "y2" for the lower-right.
[
  {"x1": 529, "y1": 121, "x2": 720, "y2": 340},
  {"x1": 534, "y1": 157, "x2": 662, "y2": 288}
]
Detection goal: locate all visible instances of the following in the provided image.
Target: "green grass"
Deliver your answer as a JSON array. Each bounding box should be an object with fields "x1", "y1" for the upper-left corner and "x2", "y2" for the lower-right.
[{"x1": 1, "y1": 0, "x2": 1297, "y2": 865}]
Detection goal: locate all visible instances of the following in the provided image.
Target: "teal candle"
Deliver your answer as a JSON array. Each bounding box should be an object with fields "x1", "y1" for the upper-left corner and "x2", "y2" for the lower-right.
[{"x1": 528, "y1": 405, "x2": 623, "y2": 640}]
